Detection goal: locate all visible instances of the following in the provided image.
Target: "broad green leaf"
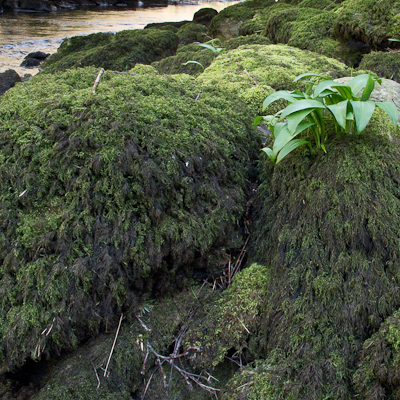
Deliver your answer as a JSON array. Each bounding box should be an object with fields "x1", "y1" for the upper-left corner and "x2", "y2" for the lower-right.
[
  {"x1": 294, "y1": 72, "x2": 326, "y2": 82},
  {"x1": 347, "y1": 74, "x2": 370, "y2": 96},
  {"x1": 361, "y1": 73, "x2": 375, "y2": 101},
  {"x1": 280, "y1": 99, "x2": 325, "y2": 119},
  {"x1": 350, "y1": 100, "x2": 376, "y2": 133},
  {"x1": 335, "y1": 85, "x2": 355, "y2": 100},
  {"x1": 262, "y1": 90, "x2": 301, "y2": 111},
  {"x1": 262, "y1": 147, "x2": 274, "y2": 161},
  {"x1": 346, "y1": 112, "x2": 354, "y2": 120},
  {"x1": 276, "y1": 139, "x2": 311, "y2": 163},
  {"x1": 287, "y1": 109, "x2": 315, "y2": 133},
  {"x1": 313, "y1": 80, "x2": 344, "y2": 98},
  {"x1": 254, "y1": 116, "x2": 264, "y2": 126},
  {"x1": 376, "y1": 101, "x2": 399, "y2": 125},
  {"x1": 389, "y1": 38, "x2": 400, "y2": 42},
  {"x1": 293, "y1": 120, "x2": 315, "y2": 135},
  {"x1": 272, "y1": 123, "x2": 292, "y2": 155},
  {"x1": 181, "y1": 61, "x2": 204, "y2": 70},
  {"x1": 326, "y1": 100, "x2": 348, "y2": 130}
]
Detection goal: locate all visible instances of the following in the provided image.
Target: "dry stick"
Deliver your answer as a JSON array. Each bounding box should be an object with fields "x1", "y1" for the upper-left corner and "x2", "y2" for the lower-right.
[
  {"x1": 136, "y1": 314, "x2": 151, "y2": 332},
  {"x1": 93, "y1": 68, "x2": 105, "y2": 94},
  {"x1": 243, "y1": 68, "x2": 258, "y2": 87},
  {"x1": 92, "y1": 68, "x2": 137, "y2": 94},
  {"x1": 146, "y1": 343, "x2": 219, "y2": 394},
  {"x1": 104, "y1": 314, "x2": 124, "y2": 377},
  {"x1": 94, "y1": 367, "x2": 101, "y2": 389},
  {"x1": 142, "y1": 367, "x2": 159, "y2": 400}
]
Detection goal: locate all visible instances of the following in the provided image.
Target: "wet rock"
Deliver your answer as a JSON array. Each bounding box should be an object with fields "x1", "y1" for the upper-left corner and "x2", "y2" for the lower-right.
[
  {"x1": 0, "y1": 69, "x2": 21, "y2": 95},
  {"x1": 192, "y1": 7, "x2": 218, "y2": 26},
  {"x1": 20, "y1": 51, "x2": 50, "y2": 68}
]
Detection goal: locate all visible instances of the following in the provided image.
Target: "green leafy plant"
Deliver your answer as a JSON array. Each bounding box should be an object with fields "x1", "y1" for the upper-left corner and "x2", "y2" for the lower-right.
[
  {"x1": 389, "y1": 38, "x2": 400, "y2": 43},
  {"x1": 181, "y1": 41, "x2": 225, "y2": 71},
  {"x1": 255, "y1": 73, "x2": 399, "y2": 164}
]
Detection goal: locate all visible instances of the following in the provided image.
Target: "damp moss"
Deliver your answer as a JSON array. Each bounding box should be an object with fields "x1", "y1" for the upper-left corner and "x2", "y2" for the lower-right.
[
  {"x1": 176, "y1": 23, "x2": 208, "y2": 45},
  {"x1": 197, "y1": 44, "x2": 348, "y2": 113},
  {"x1": 334, "y1": 0, "x2": 400, "y2": 50},
  {"x1": 353, "y1": 308, "x2": 400, "y2": 399},
  {"x1": 207, "y1": 0, "x2": 276, "y2": 40},
  {"x1": 184, "y1": 264, "x2": 270, "y2": 369},
  {"x1": 40, "y1": 28, "x2": 179, "y2": 74},
  {"x1": 152, "y1": 44, "x2": 217, "y2": 76},
  {"x1": 359, "y1": 52, "x2": 400, "y2": 84},
  {"x1": 242, "y1": 123, "x2": 400, "y2": 398},
  {"x1": 0, "y1": 67, "x2": 259, "y2": 369}
]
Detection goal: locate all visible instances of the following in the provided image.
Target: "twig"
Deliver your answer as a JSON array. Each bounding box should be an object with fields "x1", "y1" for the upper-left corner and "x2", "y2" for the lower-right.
[
  {"x1": 195, "y1": 91, "x2": 202, "y2": 100},
  {"x1": 242, "y1": 68, "x2": 258, "y2": 86},
  {"x1": 104, "y1": 314, "x2": 124, "y2": 377},
  {"x1": 92, "y1": 68, "x2": 105, "y2": 94},
  {"x1": 142, "y1": 366, "x2": 159, "y2": 400},
  {"x1": 94, "y1": 367, "x2": 101, "y2": 389},
  {"x1": 136, "y1": 315, "x2": 151, "y2": 331},
  {"x1": 92, "y1": 69, "x2": 137, "y2": 94},
  {"x1": 237, "y1": 317, "x2": 251, "y2": 334}
]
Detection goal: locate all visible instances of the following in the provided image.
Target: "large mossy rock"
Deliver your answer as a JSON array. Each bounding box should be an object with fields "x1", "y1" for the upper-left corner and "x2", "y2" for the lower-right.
[
  {"x1": 359, "y1": 51, "x2": 400, "y2": 84},
  {"x1": 221, "y1": 125, "x2": 400, "y2": 399},
  {"x1": 334, "y1": 0, "x2": 400, "y2": 51},
  {"x1": 40, "y1": 28, "x2": 179, "y2": 74},
  {"x1": 207, "y1": 0, "x2": 276, "y2": 40},
  {"x1": 0, "y1": 66, "x2": 259, "y2": 370},
  {"x1": 197, "y1": 44, "x2": 349, "y2": 113}
]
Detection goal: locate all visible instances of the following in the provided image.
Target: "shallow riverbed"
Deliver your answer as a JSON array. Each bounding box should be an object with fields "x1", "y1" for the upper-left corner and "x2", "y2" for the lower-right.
[{"x1": 0, "y1": 1, "x2": 236, "y2": 76}]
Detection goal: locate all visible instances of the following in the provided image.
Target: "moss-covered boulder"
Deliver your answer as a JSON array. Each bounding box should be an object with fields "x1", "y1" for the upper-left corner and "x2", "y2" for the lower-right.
[
  {"x1": 224, "y1": 123, "x2": 400, "y2": 398},
  {"x1": 40, "y1": 28, "x2": 179, "y2": 74},
  {"x1": 359, "y1": 51, "x2": 400, "y2": 84},
  {"x1": 152, "y1": 43, "x2": 218, "y2": 76},
  {"x1": 207, "y1": 0, "x2": 276, "y2": 40},
  {"x1": 197, "y1": 44, "x2": 349, "y2": 113},
  {"x1": 0, "y1": 65, "x2": 259, "y2": 370},
  {"x1": 334, "y1": 0, "x2": 400, "y2": 51},
  {"x1": 193, "y1": 7, "x2": 218, "y2": 27},
  {"x1": 353, "y1": 308, "x2": 400, "y2": 399},
  {"x1": 176, "y1": 22, "x2": 208, "y2": 45}
]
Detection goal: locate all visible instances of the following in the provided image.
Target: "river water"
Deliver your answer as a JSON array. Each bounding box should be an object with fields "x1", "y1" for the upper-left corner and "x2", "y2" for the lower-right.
[{"x1": 0, "y1": 1, "x2": 235, "y2": 76}]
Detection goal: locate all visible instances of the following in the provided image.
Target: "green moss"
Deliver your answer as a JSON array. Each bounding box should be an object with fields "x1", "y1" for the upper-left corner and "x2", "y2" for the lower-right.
[
  {"x1": 359, "y1": 52, "x2": 400, "y2": 84},
  {"x1": 193, "y1": 7, "x2": 218, "y2": 26},
  {"x1": 207, "y1": 0, "x2": 277, "y2": 40},
  {"x1": 354, "y1": 308, "x2": 400, "y2": 399},
  {"x1": 176, "y1": 23, "x2": 208, "y2": 45},
  {"x1": 0, "y1": 67, "x2": 259, "y2": 369},
  {"x1": 298, "y1": 0, "x2": 343, "y2": 10},
  {"x1": 224, "y1": 34, "x2": 272, "y2": 49},
  {"x1": 184, "y1": 264, "x2": 270, "y2": 369},
  {"x1": 40, "y1": 28, "x2": 179, "y2": 74},
  {"x1": 334, "y1": 0, "x2": 400, "y2": 50},
  {"x1": 243, "y1": 126, "x2": 400, "y2": 398},
  {"x1": 197, "y1": 44, "x2": 348, "y2": 113}
]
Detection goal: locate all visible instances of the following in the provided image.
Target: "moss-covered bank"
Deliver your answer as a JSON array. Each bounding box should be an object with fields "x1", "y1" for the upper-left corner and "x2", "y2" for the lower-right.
[
  {"x1": 0, "y1": 65, "x2": 259, "y2": 370},
  {"x1": 231, "y1": 125, "x2": 400, "y2": 399}
]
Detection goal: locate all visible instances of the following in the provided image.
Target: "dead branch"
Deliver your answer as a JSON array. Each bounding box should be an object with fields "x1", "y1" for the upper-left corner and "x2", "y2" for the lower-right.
[
  {"x1": 104, "y1": 314, "x2": 124, "y2": 377},
  {"x1": 92, "y1": 68, "x2": 105, "y2": 94}
]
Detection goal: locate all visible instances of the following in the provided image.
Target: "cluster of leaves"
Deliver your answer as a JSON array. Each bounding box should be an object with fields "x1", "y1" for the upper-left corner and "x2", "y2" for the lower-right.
[{"x1": 255, "y1": 73, "x2": 398, "y2": 163}]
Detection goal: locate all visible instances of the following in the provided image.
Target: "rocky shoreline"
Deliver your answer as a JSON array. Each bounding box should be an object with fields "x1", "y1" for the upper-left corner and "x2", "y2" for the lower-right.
[{"x1": 1, "y1": 0, "x2": 400, "y2": 399}]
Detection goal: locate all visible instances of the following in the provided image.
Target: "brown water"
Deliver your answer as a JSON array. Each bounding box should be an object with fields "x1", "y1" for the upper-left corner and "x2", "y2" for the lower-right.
[{"x1": 0, "y1": 1, "x2": 236, "y2": 75}]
